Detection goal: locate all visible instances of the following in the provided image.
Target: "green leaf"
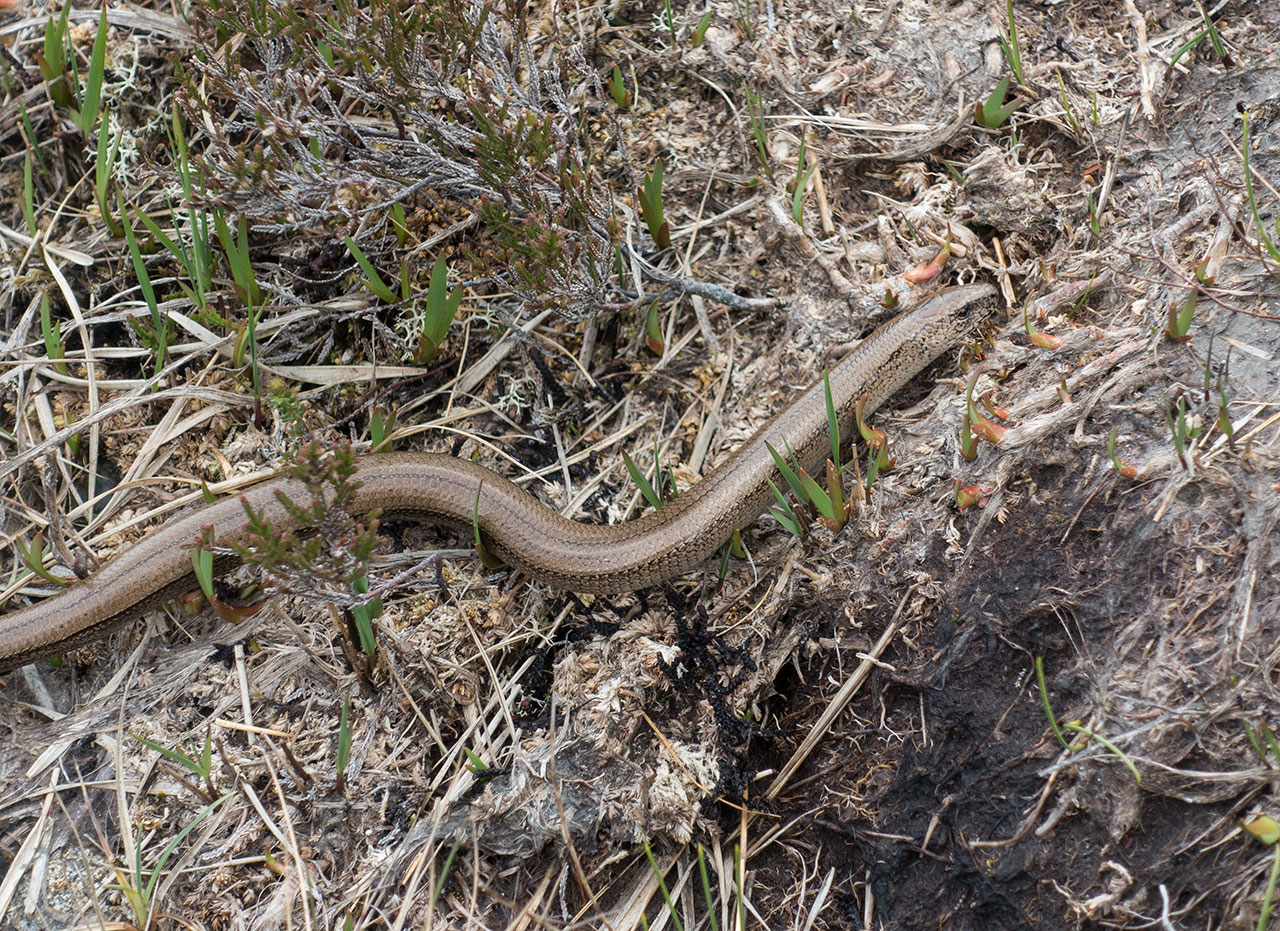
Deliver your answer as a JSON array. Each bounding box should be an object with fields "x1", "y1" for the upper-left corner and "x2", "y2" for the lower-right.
[
  {"x1": 424, "y1": 254, "x2": 462, "y2": 345},
  {"x1": 16, "y1": 532, "x2": 68, "y2": 587},
  {"x1": 76, "y1": 6, "x2": 108, "y2": 134},
  {"x1": 191, "y1": 545, "x2": 215, "y2": 601},
  {"x1": 336, "y1": 688, "x2": 352, "y2": 785},
  {"x1": 345, "y1": 235, "x2": 398, "y2": 304},
  {"x1": 22, "y1": 153, "x2": 36, "y2": 236},
  {"x1": 1244, "y1": 815, "x2": 1280, "y2": 846},
  {"x1": 767, "y1": 479, "x2": 803, "y2": 537},
  {"x1": 622, "y1": 449, "x2": 664, "y2": 511},
  {"x1": 692, "y1": 10, "x2": 712, "y2": 47},
  {"x1": 766, "y1": 441, "x2": 809, "y2": 505},
  {"x1": 119, "y1": 190, "x2": 167, "y2": 379}
]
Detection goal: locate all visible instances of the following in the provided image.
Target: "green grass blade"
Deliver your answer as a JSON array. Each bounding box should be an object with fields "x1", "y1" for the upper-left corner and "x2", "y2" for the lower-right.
[
  {"x1": 336, "y1": 688, "x2": 352, "y2": 785},
  {"x1": 119, "y1": 190, "x2": 168, "y2": 379},
  {"x1": 642, "y1": 842, "x2": 684, "y2": 931},
  {"x1": 345, "y1": 235, "x2": 398, "y2": 303},
  {"x1": 1035, "y1": 657, "x2": 1070, "y2": 749},
  {"x1": 623, "y1": 449, "x2": 663, "y2": 511},
  {"x1": 77, "y1": 6, "x2": 108, "y2": 134},
  {"x1": 1063, "y1": 723, "x2": 1141, "y2": 783},
  {"x1": 22, "y1": 153, "x2": 36, "y2": 236},
  {"x1": 766, "y1": 442, "x2": 808, "y2": 504},
  {"x1": 141, "y1": 795, "x2": 230, "y2": 907}
]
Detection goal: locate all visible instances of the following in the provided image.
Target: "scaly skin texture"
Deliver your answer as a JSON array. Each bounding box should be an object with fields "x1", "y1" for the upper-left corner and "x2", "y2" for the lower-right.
[{"x1": 0, "y1": 285, "x2": 998, "y2": 670}]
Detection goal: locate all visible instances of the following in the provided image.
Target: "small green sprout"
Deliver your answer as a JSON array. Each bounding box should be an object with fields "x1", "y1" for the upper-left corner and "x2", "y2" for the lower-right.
[
  {"x1": 336, "y1": 687, "x2": 352, "y2": 791},
  {"x1": 765, "y1": 450, "x2": 847, "y2": 532},
  {"x1": 350, "y1": 572, "x2": 380, "y2": 654},
  {"x1": 167, "y1": 105, "x2": 214, "y2": 310},
  {"x1": 790, "y1": 134, "x2": 815, "y2": 227},
  {"x1": 429, "y1": 840, "x2": 463, "y2": 913},
  {"x1": 119, "y1": 193, "x2": 170, "y2": 383},
  {"x1": 75, "y1": 6, "x2": 108, "y2": 135},
  {"x1": 953, "y1": 481, "x2": 986, "y2": 512},
  {"x1": 1244, "y1": 815, "x2": 1280, "y2": 846},
  {"x1": 959, "y1": 369, "x2": 1005, "y2": 460},
  {"x1": 369, "y1": 405, "x2": 397, "y2": 452},
  {"x1": 744, "y1": 84, "x2": 770, "y2": 175},
  {"x1": 40, "y1": 296, "x2": 68, "y2": 376},
  {"x1": 22, "y1": 153, "x2": 36, "y2": 237},
  {"x1": 767, "y1": 478, "x2": 804, "y2": 538},
  {"x1": 998, "y1": 0, "x2": 1024, "y2": 85},
  {"x1": 1063, "y1": 722, "x2": 1142, "y2": 783},
  {"x1": 215, "y1": 213, "x2": 262, "y2": 308},
  {"x1": 763, "y1": 371, "x2": 862, "y2": 534},
  {"x1": 1242, "y1": 721, "x2": 1280, "y2": 766},
  {"x1": 695, "y1": 845, "x2": 720, "y2": 931},
  {"x1": 1169, "y1": 3, "x2": 1233, "y2": 71},
  {"x1": 1038, "y1": 657, "x2": 1141, "y2": 783},
  {"x1": 768, "y1": 439, "x2": 809, "y2": 508},
  {"x1": 15, "y1": 531, "x2": 68, "y2": 588},
  {"x1": 389, "y1": 201, "x2": 409, "y2": 246},
  {"x1": 643, "y1": 842, "x2": 685, "y2": 931},
  {"x1": 345, "y1": 234, "x2": 400, "y2": 304},
  {"x1": 1071, "y1": 276, "x2": 1097, "y2": 316},
  {"x1": 638, "y1": 160, "x2": 671, "y2": 248},
  {"x1": 1056, "y1": 73, "x2": 1080, "y2": 134},
  {"x1": 853, "y1": 394, "x2": 893, "y2": 474},
  {"x1": 93, "y1": 115, "x2": 124, "y2": 237},
  {"x1": 1242, "y1": 111, "x2": 1280, "y2": 265},
  {"x1": 1166, "y1": 395, "x2": 1200, "y2": 469},
  {"x1": 215, "y1": 213, "x2": 265, "y2": 394},
  {"x1": 191, "y1": 545, "x2": 215, "y2": 601},
  {"x1": 38, "y1": 1, "x2": 74, "y2": 109},
  {"x1": 63, "y1": 415, "x2": 80, "y2": 461},
  {"x1": 1257, "y1": 839, "x2": 1280, "y2": 931},
  {"x1": 623, "y1": 449, "x2": 664, "y2": 511},
  {"x1": 20, "y1": 104, "x2": 49, "y2": 178},
  {"x1": 692, "y1": 10, "x2": 712, "y2": 47},
  {"x1": 1087, "y1": 187, "x2": 1102, "y2": 235},
  {"x1": 413, "y1": 255, "x2": 465, "y2": 364},
  {"x1": 133, "y1": 732, "x2": 218, "y2": 802},
  {"x1": 974, "y1": 75, "x2": 1026, "y2": 129},
  {"x1": 1106, "y1": 428, "x2": 1138, "y2": 479},
  {"x1": 1216, "y1": 379, "x2": 1235, "y2": 448},
  {"x1": 1167, "y1": 287, "x2": 1197, "y2": 341},
  {"x1": 1036, "y1": 657, "x2": 1070, "y2": 748},
  {"x1": 110, "y1": 794, "x2": 231, "y2": 929},
  {"x1": 1023, "y1": 300, "x2": 1063, "y2": 350},
  {"x1": 661, "y1": 0, "x2": 677, "y2": 42},
  {"x1": 644, "y1": 298, "x2": 665, "y2": 355},
  {"x1": 608, "y1": 65, "x2": 631, "y2": 109}
]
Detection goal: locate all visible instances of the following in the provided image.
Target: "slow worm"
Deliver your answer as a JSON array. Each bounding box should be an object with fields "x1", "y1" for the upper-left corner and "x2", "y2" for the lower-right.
[{"x1": 0, "y1": 284, "x2": 998, "y2": 671}]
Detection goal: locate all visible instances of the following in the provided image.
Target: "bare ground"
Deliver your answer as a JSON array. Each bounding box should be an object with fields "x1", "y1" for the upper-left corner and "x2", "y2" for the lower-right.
[{"x1": 2, "y1": 0, "x2": 1280, "y2": 929}]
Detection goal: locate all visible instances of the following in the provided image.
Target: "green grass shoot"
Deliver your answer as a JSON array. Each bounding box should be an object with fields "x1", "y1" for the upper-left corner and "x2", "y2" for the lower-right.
[
  {"x1": 639, "y1": 160, "x2": 671, "y2": 248},
  {"x1": 414, "y1": 254, "x2": 464, "y2": 364}
]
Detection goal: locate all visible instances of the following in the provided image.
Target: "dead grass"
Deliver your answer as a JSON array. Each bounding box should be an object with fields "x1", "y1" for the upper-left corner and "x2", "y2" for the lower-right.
[{"x1": 2, "y1": 0, "x2": 1280, "y2": 929}]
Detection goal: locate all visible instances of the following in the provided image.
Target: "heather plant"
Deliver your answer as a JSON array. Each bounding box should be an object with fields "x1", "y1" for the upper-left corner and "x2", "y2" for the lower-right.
[
  {"x1": 185, "y1": 0, "x2": 621, "y2": 320},
  {"x1": 199, "y1": 442, "x2": 383, "y2": 636}
]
